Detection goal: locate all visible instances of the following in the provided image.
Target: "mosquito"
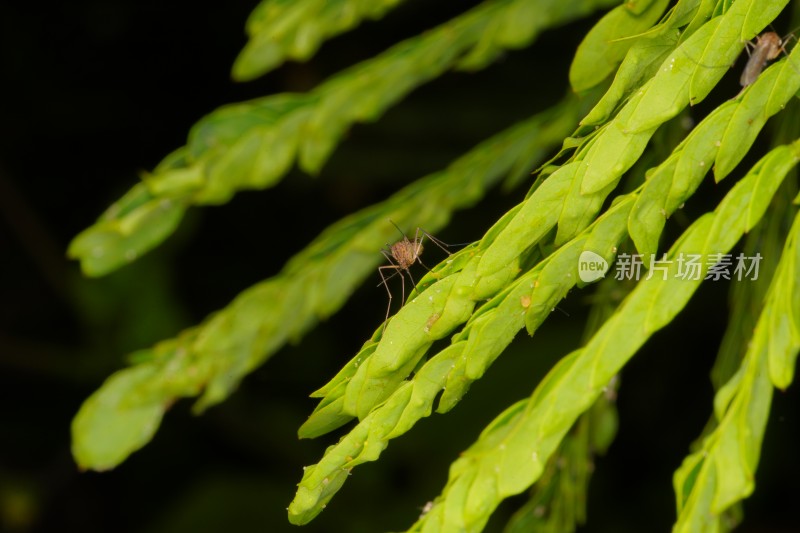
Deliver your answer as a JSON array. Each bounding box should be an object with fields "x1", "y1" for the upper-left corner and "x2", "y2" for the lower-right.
[
  {"x1": 378, "y1": 222, "x2": 451, "y2": 332},
  {"x1": 739, "y1": 31, "x2": 789, "y2": 87}
]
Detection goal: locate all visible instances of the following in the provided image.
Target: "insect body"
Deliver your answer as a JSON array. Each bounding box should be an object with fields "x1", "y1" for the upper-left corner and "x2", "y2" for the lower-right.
[
  {"x1": 378, "y1": 223, "x2": 450, "y2": 332},
  {"x1": 740, "y1": 32, "x2": 785, "y2": 87},
  {"x1": 386, "y1": 234, "x2": 423, "y2": 273}
]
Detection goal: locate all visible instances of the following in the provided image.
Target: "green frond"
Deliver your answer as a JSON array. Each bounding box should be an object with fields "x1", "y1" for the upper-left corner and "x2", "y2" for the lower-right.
[
  {"x1": 579, "y1": 0, "x2": 789, "y2": 193},
  {"x1": 300, "y1": 145, "x2": 630, "y2": 438},
  {"x1": 765, "y1": 213, "x2": 800, "y2": 390},
  {"x1": 711, "y1": 175, "x2": 794, "y2": 392},
  {"x1": 673, "y1": 191, "x2": 800, "y2": 532},
  {"x1": 67, "y1": 0, "x2": 615, "y2": 278},
  {"x1": 502, "y1": 388, "x2": 618, "y2": 533},
  {"x1": 70, "y1": 96, "x2": 581, "y2": 471}
]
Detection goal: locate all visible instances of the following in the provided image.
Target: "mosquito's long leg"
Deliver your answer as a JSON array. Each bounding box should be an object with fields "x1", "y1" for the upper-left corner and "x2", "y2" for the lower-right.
[
  {"x1": 405, "y1": 268, "x2": 418, "y2": 294},
  {"x1": 399, "y1": 267, "x2": 406, "y2": 315},
  {"x1": 409, "y1": 226, "x2": 431, "y2": 271},
  {"x1": 377, "y1": 249, "x2": 403, "y2": 286},
  {"x1": 379, "y1": 264, "x2": 400, "y2": 332},
  {"x1": 415, "y1": 257, "x2": 433, "y2": 271},
  {"x1": 413, "y1": 227, "x2": 423, "y2": 251},
  {"x1": 421, "y1": 230, "x2": 454, "y2": 255},
  {"x1": 377, "y1": 269, "x2": 403, "y2": 286},
  {"x1": 413, "y1": 228, "x2": 455, "y2": 272}
]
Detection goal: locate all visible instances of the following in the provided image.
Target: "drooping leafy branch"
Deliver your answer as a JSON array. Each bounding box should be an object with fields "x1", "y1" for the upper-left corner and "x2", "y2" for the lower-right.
[
  {"x1": 67, "y1": 0, "x2": 617, "y2": 277},
  {"x1": 499, "y1": 276, "x2": 623, "y2": 533},
  {"x1": 71, "y1": 95, "x2": 583, "y2": 471},
  {"x1": 70, "y1": 0, "x2": 800, "y2": 530},
  {"x1": 673, "y1": 203, "x2": 800, "y2": 531}
]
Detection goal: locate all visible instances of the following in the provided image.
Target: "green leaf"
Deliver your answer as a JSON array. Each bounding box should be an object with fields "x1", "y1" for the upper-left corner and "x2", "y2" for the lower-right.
[
  {"x1": 67, "y1": 185, "x2": 186, "y2": 277},
  {"x1": 72, "y1": 365, "x2": 167, "y2": 471},
  {"x1": 628, "y1": 104, "x2": 732, "y2": 259},
  {"x1": 578, "y1": 0, "x2": 716, "y2": 125},
  {"x1": 570, "y1": 0, "x2": 670, "y2": 92},
  {"x1": 476, "y1": 163, "x2": 575, "y2": 280},
  {"x1": 580, "y1": 28, "x2": 678, "y2": 127},
  {"x1": 578, "y1": 89, "x2": 657, "y2": 194}
]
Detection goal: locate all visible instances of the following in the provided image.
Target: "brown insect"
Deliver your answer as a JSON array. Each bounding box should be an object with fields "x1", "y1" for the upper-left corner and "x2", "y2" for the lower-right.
[
  {"x1": 378, "y1": 222, "x2": 451, "y2": 332},
  {"x1": 682, "y1": 29, "x2": 797, "y2": 92},
  {"x1": 740, "y1": 32, "x2": 787, "y2": 87}
]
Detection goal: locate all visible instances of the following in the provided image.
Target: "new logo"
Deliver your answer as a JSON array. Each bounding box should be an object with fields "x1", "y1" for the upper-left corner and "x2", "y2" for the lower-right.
[{"x1": 578, "y1": 251, "x2": 608, "y2": 283}]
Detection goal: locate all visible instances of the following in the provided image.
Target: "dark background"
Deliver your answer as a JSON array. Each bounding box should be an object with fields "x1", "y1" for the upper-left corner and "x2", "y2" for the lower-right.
[{"x1": 0, "y1": 0, "x2": 797, "y2": 531}]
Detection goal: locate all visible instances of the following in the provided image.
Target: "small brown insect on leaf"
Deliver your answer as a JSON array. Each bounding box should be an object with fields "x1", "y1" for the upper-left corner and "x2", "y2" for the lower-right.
[
  {"x1": 740, "y1": 31, "x2": 786, "y2": 87},
  {"x1": 681, "y1": 29, "x2": 799, "y2": 94},
  {"x1": 378, "y1": 222, "x2": 452, "y2": 332}
]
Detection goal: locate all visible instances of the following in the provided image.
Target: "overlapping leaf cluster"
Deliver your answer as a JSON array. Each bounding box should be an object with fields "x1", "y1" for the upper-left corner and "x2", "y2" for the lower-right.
[{"x1": 70, "y1": 0, "x2": 800, "y2": 530}]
